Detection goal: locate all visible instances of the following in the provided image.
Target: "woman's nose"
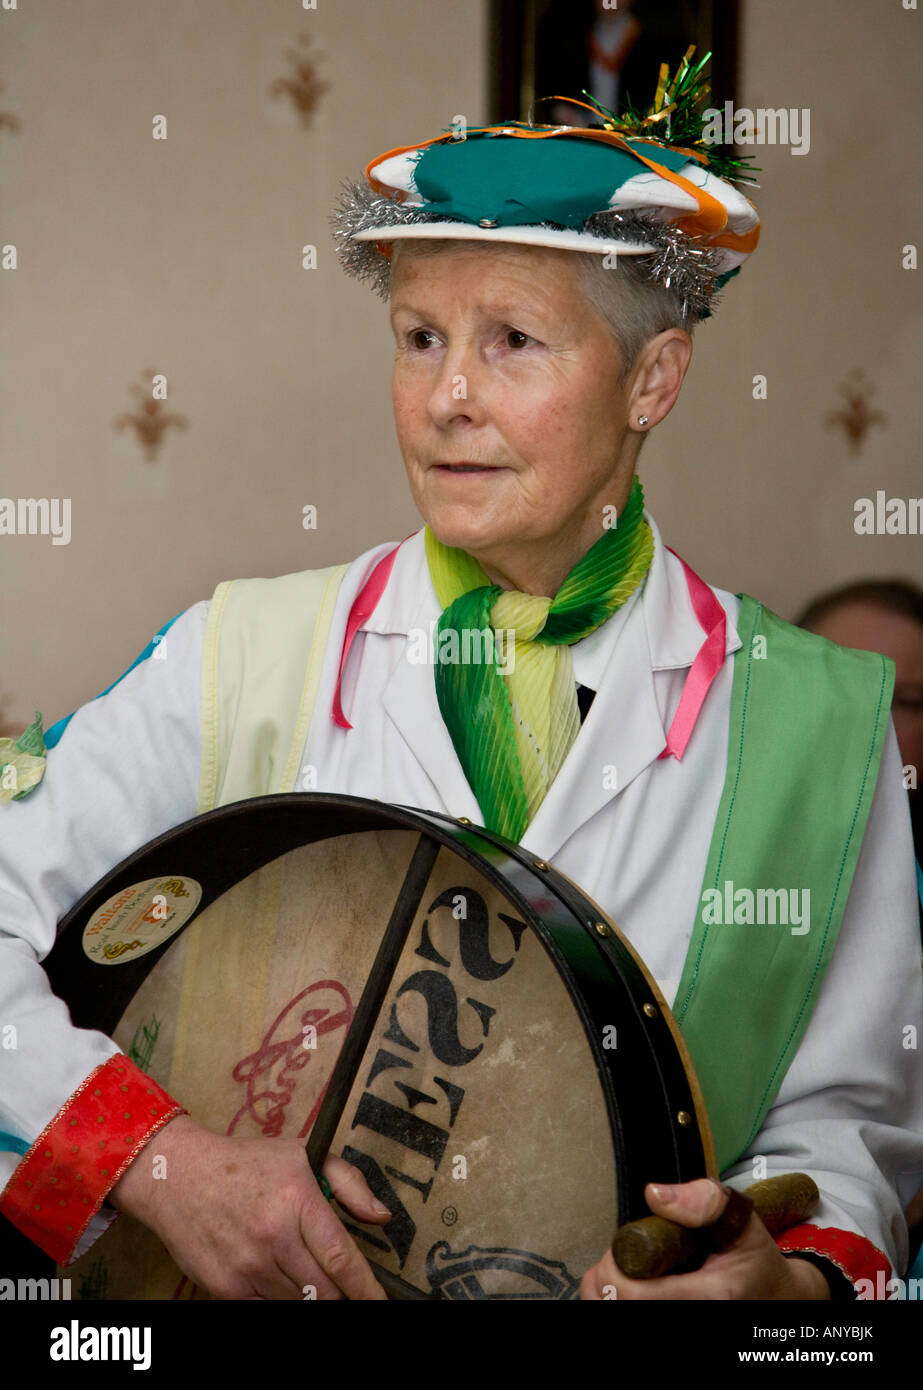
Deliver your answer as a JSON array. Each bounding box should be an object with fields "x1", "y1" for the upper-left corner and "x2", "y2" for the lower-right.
[{"x1": 427, "y1": 343, "x2": 486, "y2": 425}]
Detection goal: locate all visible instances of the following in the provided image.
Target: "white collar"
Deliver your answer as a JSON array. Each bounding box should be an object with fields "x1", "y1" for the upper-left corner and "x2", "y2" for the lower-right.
[{"x1": 359, "y1": 514, "x2": 742, "y2": 678}]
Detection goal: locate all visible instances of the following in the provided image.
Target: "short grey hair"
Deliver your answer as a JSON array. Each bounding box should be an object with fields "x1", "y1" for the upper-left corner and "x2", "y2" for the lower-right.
[
  {"x1": 389, "y1": 239, "x2": 695, "y2": 383},
  {"x1": 571, "y1": 251, "x2": 696, "y2": 383}
]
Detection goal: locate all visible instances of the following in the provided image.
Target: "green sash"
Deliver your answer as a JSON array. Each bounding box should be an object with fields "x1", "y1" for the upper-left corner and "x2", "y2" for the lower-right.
[{"x1": 674, "y1": 595, "x2": 894, "y2": 1172}]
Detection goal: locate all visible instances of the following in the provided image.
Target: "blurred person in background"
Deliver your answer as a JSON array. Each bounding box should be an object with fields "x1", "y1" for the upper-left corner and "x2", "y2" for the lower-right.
[{"x1": 798, "y1": 580, "x2": 923, "y2": 887}]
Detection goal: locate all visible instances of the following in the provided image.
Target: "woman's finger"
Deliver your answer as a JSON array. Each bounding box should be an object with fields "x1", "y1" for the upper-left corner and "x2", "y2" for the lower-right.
[
  {"x1": 322, "y1": 1152, "x2": 393, "y2": 1224},
  {"x1": 298, "y1": 1191, "x2": 389, "y2": 1301}
]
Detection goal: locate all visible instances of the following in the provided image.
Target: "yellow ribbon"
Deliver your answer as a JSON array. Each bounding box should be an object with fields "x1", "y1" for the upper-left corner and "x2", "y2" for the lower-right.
[{"x1": 488, "y1": 591, "x2": 581, "y2": 822}]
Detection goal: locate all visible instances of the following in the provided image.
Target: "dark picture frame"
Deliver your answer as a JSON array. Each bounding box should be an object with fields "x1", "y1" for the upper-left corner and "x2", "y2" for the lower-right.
[{"x1": 488, "y1": 0, "x2": 740, "y2": 126}]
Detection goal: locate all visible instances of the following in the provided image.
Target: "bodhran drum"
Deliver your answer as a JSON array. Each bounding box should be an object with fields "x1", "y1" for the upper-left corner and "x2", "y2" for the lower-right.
[{"x1": 47, "y1": 794, "x2": 716, "y2": 1301}]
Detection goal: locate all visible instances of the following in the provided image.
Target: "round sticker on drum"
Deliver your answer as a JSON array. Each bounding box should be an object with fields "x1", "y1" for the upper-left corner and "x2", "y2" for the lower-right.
[{"x1": 81, "y1": 877, "x2": 202, "y2": 965}]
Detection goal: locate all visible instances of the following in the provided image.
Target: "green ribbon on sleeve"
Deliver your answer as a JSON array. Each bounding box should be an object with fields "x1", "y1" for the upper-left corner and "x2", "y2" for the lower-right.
[{"x1": 0, "y1": 711, "x2": 47, "y2": 804}]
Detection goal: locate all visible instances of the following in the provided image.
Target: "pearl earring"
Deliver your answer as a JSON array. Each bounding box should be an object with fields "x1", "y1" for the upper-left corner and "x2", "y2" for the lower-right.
[{"x1": 638, "y1": 415, "x2": 649, "y2": 427}]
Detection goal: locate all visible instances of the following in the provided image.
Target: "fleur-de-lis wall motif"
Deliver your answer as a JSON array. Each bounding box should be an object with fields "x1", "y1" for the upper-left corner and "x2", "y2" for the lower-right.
[
  {"x1": 113, "y1": 369, "x2": 188, "y2": 464},
  {"x1": 825, "y1": 369, "x2": 888, "y2": 456},
  {"x1": 270, "y1": 33, "x2": 328, "y2": 127},
  {"x1": 0, "y1": 82, "x2": 20, "y2": 135}
]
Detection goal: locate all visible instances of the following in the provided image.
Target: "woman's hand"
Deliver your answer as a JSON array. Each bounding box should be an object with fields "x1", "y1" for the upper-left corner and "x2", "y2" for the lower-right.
[
  {"x1": 109, "y1": 1114, "x2": 390, "y2": 1300},
  {"x1": 580, "y1": 1177, "x2": 832, "y2": 1300}
]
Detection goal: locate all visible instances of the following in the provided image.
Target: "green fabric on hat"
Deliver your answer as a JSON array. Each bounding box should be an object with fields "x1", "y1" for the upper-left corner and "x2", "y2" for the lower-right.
[
  {"x1": 621, "y1": 137, "x2": 694, "y2": 173},
  {"x1": 413, "y1": 133, "x2": 675, "y2": 229}
]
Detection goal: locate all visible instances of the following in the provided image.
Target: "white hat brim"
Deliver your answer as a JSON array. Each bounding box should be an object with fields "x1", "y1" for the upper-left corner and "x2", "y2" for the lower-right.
[{"x1": 351, "y1": 221, "x2": 656, "y2": 255}]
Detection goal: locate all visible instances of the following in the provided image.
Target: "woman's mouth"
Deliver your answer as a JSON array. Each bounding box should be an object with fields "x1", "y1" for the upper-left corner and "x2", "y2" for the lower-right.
[{"x1": 433, "y1": 462, "x2": 504, "y2": 473}]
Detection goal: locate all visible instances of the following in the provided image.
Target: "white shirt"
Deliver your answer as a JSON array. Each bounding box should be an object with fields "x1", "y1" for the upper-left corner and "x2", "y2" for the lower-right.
[{"x1": 2, "y1": 517, "x2": 921, "y2": 1269}]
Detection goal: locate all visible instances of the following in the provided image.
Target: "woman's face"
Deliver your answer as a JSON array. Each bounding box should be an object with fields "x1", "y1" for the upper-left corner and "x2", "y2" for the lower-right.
[{"x1": 389, "y1": 241, "x2": 637, "y2": 593}]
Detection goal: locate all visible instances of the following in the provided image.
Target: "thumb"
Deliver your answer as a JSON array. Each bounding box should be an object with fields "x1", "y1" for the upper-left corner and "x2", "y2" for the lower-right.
[
  {"x1": 322, "y1": 1153, "x2": 392, "y2": 1225},
  {"x1": 644, "y1": 1176, "x2": 733, "y2": 1229}
]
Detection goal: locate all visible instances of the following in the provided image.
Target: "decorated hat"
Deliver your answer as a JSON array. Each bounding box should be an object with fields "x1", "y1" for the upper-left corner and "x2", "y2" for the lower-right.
[{"x1": 332, "y1": 48, "x2": 760, "y2": 320}]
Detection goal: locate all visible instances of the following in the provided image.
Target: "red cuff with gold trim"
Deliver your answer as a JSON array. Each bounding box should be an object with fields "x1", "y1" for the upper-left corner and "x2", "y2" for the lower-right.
[
  {"x1": 0, "y1": 1054, "x2": 184, "y2": 1265},
  {"x1": 776, "y1": 1223, "x2": 890, "y2": 1294}
]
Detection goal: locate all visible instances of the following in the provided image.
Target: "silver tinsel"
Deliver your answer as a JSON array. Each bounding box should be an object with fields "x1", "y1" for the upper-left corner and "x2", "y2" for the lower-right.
[
  {"x1": 329, "y1": 179, "x2": 459, "y2": 301},
  {"x1": 329, "y1": 178, "x2": 725, "y2": 322},
  {"x1": 583, "y1": 209, "x2": 725, "y2": 322}
]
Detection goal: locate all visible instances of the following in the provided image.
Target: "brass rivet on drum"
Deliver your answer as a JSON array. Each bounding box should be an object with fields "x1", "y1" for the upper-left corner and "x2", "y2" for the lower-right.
[
  {"x1": 457, "y1": 817, "x2": 472, "y2": 825},
  {"x1": 594, "y1": 921, "x2": 609, "y2": 938},
  {"x1": 677, "y1": 1110, "x2": 693, "y2": 1127},
  {"x1": 534, "y1": 860, "x2": 549, "y2": 871},
  {"x1": 643, "y1": 1002, "x2": 657, "y2": 1019}
]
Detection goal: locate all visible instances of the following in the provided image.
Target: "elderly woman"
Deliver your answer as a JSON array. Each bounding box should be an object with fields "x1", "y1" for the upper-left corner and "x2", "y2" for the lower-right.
[{"x1": 1, "y1": 61, "x2": 921, "y2": 1303}]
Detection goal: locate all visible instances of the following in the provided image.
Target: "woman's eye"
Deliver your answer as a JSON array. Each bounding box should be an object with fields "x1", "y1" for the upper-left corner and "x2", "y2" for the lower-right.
[
  {"x1": 403, "y1": 327, "x2": 534, "y2": 351},
  {"x1": 408, "y1": 329, "x2": 438, "y2": 350}
]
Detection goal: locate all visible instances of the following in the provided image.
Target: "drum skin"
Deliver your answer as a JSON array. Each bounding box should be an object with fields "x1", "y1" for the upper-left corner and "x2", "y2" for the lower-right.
[{"x1": 45, "y1": 794, "x2": 715, "y2": 1300}]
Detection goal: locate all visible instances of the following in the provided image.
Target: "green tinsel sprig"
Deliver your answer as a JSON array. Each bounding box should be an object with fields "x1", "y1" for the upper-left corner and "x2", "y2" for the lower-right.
[{"x1": 579, "y1": 46, "x2": 760, "y2": 186}]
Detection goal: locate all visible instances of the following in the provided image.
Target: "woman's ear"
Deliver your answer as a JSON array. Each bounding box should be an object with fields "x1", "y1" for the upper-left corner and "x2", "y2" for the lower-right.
[{"x1": 629, "y1": 329, "x2": 694, "y2": 431}]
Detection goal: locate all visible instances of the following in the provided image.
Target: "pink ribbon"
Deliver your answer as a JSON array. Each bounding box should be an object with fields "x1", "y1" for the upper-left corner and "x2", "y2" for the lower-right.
[
  {"x1": 331, "y1": 542, "x2": 403, "y2": 729},
  {"x1": 658, "y1": 547, "x2": 727, "y2": 761}
]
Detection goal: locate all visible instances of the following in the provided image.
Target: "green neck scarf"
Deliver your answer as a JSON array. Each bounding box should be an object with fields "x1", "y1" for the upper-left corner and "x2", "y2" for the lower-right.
[{"x1": 425, "y1": 476, "x2": 654, "y2": 842}]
